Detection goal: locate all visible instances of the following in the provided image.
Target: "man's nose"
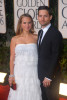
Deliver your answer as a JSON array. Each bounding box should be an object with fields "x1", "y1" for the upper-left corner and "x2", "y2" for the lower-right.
[{"x1": 42, "y1": 16, "x2": 44, "y2": 20}]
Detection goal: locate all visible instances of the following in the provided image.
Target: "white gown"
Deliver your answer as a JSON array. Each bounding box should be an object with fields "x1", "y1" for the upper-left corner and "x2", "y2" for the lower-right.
[{"x1": 8, "y1": 43, "x2": 42, "y2": 100}]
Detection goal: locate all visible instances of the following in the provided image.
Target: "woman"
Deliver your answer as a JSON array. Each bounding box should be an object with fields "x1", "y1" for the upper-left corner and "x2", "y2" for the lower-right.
[{"x1": 8, "y1": 14, "x2": 42, "y2": 100}]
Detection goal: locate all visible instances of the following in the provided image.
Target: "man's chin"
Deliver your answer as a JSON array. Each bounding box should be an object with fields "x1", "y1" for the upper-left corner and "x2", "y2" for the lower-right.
[{"x1": 42, "y1": 24, "x2": 47, "y2": 27}]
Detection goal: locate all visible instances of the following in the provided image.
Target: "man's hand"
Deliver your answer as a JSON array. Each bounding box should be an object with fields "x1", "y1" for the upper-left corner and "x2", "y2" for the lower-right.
[{"x1": 42, "y1": 77, "x2": 52, "y2": 87}]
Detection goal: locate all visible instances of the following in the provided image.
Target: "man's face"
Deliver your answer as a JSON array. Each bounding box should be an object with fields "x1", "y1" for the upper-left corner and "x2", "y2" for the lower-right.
[{"x1": 38, "y1": 10, "x2": 52, "y2": 28}]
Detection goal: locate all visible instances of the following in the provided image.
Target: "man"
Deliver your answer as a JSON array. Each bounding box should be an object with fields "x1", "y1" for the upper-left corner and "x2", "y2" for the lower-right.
[{"x1": 37, "y1": 6, "x2": 63, "y2": 100}]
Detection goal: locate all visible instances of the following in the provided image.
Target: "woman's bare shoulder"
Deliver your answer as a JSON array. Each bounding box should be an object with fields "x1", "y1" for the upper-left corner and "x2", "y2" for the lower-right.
[
  {"x1": 10, "y1": 36, "x2": 19, "y2": 45},
  {"x1": 11, "y1": 35, "x2": 20, "y2": 41}
]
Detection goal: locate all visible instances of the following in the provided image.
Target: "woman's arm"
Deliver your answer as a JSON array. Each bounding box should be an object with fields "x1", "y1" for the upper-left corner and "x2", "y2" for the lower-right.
[{"x1": 9, "y1": 37, "x2": 16, "y2": 86}]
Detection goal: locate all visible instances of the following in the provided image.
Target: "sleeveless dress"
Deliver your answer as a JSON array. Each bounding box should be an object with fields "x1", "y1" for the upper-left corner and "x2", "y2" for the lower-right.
[{"x1": 8, "y1": 43, "x2": 42, "y2": 100}]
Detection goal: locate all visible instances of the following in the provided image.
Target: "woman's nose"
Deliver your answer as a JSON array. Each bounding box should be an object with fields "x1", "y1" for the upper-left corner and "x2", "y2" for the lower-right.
[{"x1": 26, "y1": 23, "x2": 29, "y2": 26}]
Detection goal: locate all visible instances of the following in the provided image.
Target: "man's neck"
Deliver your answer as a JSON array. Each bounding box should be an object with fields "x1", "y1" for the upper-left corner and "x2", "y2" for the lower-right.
[{"x1": 42, "y1": 23, "x2": 51, "y2": 29}]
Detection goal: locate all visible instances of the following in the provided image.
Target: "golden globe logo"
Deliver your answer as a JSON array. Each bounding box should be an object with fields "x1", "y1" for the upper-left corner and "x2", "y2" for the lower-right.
[{"x1": 14, "y1": 0, "x2": 49, "y2": 33}]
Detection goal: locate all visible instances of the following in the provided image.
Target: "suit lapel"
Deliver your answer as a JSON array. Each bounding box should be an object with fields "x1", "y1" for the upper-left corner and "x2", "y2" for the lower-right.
[
  {"x1": 40, "y1": 25, "x2": 52, "y2": 47},
  {"x1": 37, "y1": 30, "x2": 40, "y2": 47},
  {"x1": 37, "y1": 30, "x2": 41, "y2": 50}
]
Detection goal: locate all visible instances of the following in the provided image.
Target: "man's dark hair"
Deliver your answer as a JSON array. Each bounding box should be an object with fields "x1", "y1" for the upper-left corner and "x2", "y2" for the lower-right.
[{"x1": 38, "y1": 6, "x2": 53, "y2": 16}]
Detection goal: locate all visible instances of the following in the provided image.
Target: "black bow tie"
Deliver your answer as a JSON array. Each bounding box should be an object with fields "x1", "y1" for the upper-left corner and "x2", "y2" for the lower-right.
[{"x1": 38, "y1": 29, "x2": 43, "y2": 47}]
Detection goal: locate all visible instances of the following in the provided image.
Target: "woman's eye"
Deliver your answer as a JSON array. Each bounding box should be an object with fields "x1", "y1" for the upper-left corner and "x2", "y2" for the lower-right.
[
  {"x1": 23, "y1": 22, "x2": 26, "y2": 24},
  {"x1": 29, "y1": 22, "x2": 31, "y2": 24}
]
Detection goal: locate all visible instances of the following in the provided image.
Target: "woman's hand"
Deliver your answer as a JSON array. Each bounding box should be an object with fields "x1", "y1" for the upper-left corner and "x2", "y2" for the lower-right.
[{"x1": 8, "y1": 76, "x2": 15, "y2": 86}]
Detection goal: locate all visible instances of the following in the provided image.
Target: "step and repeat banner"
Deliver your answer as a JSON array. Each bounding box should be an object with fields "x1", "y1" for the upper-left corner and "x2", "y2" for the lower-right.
[
  {"x1": 58, "y1": 0, "x2": 67, "y2": 38},
  {"x1": 14, "y1": 0, "x2": 49, "y2": 33},
  {"x1": 0, "y1": 0, "x2": 6, "y2": 33},
  {"x1": 0, "y1": 0, "x2": 67, "y2": 38}
]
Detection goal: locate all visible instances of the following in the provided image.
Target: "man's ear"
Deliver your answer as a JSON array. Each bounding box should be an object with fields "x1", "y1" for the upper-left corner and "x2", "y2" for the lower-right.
[{"x1": 50, "y1": 15, "x2": 53, "y2": 21}]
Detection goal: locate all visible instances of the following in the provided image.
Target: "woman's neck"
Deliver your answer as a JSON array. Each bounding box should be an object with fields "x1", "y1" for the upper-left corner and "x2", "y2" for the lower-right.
[{"x1": 21, "y1": 31, "x2": 30, "y2": 37}]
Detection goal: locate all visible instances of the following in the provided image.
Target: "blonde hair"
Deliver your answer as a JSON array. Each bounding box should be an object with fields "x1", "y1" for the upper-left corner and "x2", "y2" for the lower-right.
[{"x1": 16, "y1": 13, "x2": 34, "y2": 35}]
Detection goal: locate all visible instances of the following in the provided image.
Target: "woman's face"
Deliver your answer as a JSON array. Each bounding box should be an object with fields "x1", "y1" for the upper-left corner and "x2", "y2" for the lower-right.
[{"x1": 21, "y1": 17, "x2": 32, "y2": 32}]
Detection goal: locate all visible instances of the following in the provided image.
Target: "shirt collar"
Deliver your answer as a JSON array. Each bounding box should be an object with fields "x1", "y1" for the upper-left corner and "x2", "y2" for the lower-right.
[{"x1": 42, "y1": 23, "x2": 51, "y2": 33}]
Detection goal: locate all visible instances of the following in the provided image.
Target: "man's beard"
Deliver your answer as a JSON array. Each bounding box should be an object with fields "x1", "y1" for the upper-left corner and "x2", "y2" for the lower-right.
[
  {"x1": 41, "y1": 22, "x2": 50, "y2": 27},
  {"x1": 42, "y1": 23, "x2": 48, "y2": 27}
]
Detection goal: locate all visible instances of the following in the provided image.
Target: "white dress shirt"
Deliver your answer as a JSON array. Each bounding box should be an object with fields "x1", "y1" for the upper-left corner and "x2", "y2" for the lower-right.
[
  {"x1": 38, "y1": 23, "x2": 51, "y2": 45},
  {"x1": 41, "y1": 23, "x2": 51, "y2": 43}
]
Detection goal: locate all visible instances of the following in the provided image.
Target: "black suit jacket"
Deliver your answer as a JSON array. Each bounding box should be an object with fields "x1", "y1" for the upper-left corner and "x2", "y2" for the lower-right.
[{"x1": 38, "y1": 25, "x2": 63, "y2": 82}]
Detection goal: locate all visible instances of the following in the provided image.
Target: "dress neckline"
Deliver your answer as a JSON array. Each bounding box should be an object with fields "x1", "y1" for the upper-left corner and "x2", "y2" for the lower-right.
[{"x1": 15, "y1": 43, "x2": 37, "y2": 48}]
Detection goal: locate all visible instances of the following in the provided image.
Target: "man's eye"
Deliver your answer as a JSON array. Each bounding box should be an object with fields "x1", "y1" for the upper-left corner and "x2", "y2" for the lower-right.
[
  {"x1": 44, "y1": 15, "x2": 48, "y2": 17},
  {"x1": 39, "y1": 15, "x2": 42, "y2": 17}
]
